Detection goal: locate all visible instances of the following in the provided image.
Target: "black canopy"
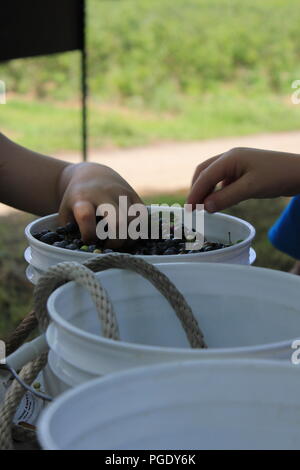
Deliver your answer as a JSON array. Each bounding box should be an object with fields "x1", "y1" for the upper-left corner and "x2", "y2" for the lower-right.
[
  {"x1": 0, "y1": 0, "x2": 84, "y2": 61},
  {"x1": 0, "y1": 0, "x2": 87, "y2": 160}
]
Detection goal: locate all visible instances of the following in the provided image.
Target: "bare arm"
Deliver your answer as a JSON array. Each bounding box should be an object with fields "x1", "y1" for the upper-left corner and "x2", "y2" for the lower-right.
[
  {"x1": 0, "y1": 132, "x2": 142, "y2": 242},
  {"x1": 0, "y1": 132, "x2": 69, "y2": 215}
]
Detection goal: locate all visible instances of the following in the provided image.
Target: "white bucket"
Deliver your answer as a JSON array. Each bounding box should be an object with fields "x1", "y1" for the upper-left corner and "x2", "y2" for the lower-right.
[
  {"x1": 38, "y1": 359, "x2": 300, "y2": 450},
  {"x1": 24, "y1": 209, "x2": 256, "y2": 284},
  {"x1": 45, "y1": 262, "x2": 300, "y2": 395}
]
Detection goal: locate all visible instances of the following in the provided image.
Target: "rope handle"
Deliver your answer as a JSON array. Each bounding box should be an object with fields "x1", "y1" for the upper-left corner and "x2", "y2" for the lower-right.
[
  {"x1": 34, "y1": 254, "x2": 206, "y2": 349},
  {"x1": 0, "y1": 254, "x2": 207, "y2": 449}
]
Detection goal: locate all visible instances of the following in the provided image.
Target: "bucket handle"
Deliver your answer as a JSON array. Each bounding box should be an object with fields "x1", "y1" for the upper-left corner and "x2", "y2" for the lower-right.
[{"x1": 34, "y1": 254, "x2": 206, "y2": 349}]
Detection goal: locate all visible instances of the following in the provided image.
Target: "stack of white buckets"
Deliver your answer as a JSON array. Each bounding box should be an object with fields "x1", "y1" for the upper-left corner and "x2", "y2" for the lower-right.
[{"x1": 23, "y1": 208, "x2": 300, "y2": 449}]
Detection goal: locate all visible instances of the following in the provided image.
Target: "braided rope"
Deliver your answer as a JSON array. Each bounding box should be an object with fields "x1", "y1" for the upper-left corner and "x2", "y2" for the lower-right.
[
  {"x1": 0, "y1": 254, "x2": 206, "y2": 449},
  {"x1": 6, "y1": 311, "x2": 38, "y2": 356},
  {"x1": 34, "y1": 255, "x2": 205, "y2": 348},
  {"x1": 0, "y1": 353, "x2": 48, "y2": 450},
  {"x1": 12, "y1": 424, "x2": 40, "y2": 450},
  {"x1": 84, "y1": 254, "x2": 206, "y2": 349},
  {"x1": 12, "y1": 424, "x2": 39, "y2": 445},
  {"x1": 34, "y1": 262, "x2": 120, "y2": 340}
]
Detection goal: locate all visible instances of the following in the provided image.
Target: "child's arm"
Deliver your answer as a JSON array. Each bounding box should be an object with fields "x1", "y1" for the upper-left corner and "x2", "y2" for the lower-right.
[
  {"x1": 0, "y1": 133, "x2": 142, "y2": 241},
  {"x1": 187, "y1": 147, "x2": 300, "y2": 211},
  {"x1": 0, "y1": 132, "x2": 69, "y2": 214}
]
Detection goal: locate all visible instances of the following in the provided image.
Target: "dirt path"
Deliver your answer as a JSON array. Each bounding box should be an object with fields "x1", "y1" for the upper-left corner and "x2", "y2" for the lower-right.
[{"x1": 1, "y1": 130, "x2": 300, "y2": 215}]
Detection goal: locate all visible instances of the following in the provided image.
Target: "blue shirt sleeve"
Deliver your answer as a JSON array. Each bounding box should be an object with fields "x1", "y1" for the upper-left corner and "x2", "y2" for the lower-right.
[{"x1": 268, "y1": 196, "x2": 300, "y2": 260}]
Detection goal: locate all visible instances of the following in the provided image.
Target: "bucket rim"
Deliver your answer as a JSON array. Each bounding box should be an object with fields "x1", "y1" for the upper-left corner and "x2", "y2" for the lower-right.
[
  {"x1": 47, "y1": 262, "x2": 300, "y2": 356},
  {"x1": 37, "y1": 358, "x2": 298, "y2": 450},
  {"x1": 25, "y1": 210, "x2": 256, "y2": 260}
]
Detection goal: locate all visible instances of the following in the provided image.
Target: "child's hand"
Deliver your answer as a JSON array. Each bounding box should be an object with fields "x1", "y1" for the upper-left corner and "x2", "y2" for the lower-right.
[
  {"x1": 0, "y1": 133, "x2": 142, "y2": 245},
  {"x1": 59, "y1": 162, "x2": 143, "y2": 244},
  {"x1": 187, "y1": 147, "x2": 300, "y2": 212}
]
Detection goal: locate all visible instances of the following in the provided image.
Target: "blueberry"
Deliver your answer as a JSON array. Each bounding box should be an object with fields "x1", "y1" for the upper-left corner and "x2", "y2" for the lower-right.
[
  {"x1": 202, "y1": 245, "x2": 213, "y2": 252},
  {"x1": 177, "y1": 242, "x2": 185, "y2": 250},
  {"x1": 56, "y1": 226, "x2": 67, "y2": 235},
  {"x1": 41, "y1": 229, "x2": 50, "y2": 236},
  {"x1": 53, "y1": 240, "x2": 69, "y2": 248},
  {"x1": 65, "y1": 222, "x2": 79, "y2": 234},
  {"x1": 164, "y1": 239, "x2": 176, "y2": 248},
  {"x1": 32, "y1": 232, "x2": 42, "y2": 240},
  {"x1": 65, "y1": 243, "x2": 77, "y2": 250},
  {"x1": 163, "y1": 248, "x2": 177, "y2": 256},
  {"x1": 88, "y1": 244, "x2": 97, "y2": 252},
  {"x1": 40, "y1": 232, "x2": 61, "y2": 245},
  {"x1": 72, "y1": 238, "x2": 83, "y2": 248},
  {"x1": 206, "y1": 243, "x2": 221, "y2": 251}
]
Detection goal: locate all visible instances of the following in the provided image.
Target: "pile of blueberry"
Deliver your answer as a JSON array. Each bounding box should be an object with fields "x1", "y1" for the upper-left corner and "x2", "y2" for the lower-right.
[
  {"x1": 32, "y1": 222, "x2": 104, "y2": 253},
  {"x1": 32, "y1": 221, "x2": 232, "y2": 256}
]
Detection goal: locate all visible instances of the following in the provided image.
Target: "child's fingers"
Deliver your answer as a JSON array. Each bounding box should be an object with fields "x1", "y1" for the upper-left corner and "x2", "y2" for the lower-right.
[
  {"x1": 58, "y1": 204, "x2": 73, "y2": 226},
  {"x1": 59, "y1": 200, "x2": 97, "y2": 242},
  {"x1": 187, "y1": 156, "x2": 233, "y2": 207},
  {"x1": 73, "y1": 200, "x2": 97, "y2": 242},
  {"x1": 191, "y1": 155, "x2": 221, "y2": 186},
  {"x1": 204, "y1": 174, "x2": 253, "y2": 212}
]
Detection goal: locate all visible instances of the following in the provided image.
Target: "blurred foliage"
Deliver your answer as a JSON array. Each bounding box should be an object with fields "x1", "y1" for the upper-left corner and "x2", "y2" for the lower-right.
[
  {"x1": 87, "y1": 0, "x2": 300, "y2": 110},
  {"x1": 0, "y1": 213, "x2": 35, "y2": 339},
  {"x1": 0, "y1": 0, "x2": 300, "y2": 109},
  {"x1": 0, "y1": 2, "x2": 298, "y2": 338},
  {"x1": 1, "y1": 0, "x2": 300, "y2": 152},
  {"x1": 1, "y1": 93, "x2": 300, "y2": 153}
]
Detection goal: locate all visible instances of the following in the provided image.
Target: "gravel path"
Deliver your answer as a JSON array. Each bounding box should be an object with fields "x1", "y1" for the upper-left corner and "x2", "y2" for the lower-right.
[{"x1": 1, "y1": 130, "x2": 300, "y2": 215}]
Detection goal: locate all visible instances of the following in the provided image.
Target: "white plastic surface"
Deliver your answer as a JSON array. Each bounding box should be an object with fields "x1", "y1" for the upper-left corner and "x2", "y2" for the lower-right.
[
  {"x1": 24, "y1": 209, "x2": 256, "y2": 284},
  {"x1": 37, "y1": 360, "x2": 300, "y2": 450},
  {"x1": 46, "y1": 262, "x2": 300, "y2": 394}
]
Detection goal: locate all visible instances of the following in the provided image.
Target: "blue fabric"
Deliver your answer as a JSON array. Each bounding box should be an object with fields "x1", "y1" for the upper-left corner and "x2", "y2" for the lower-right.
[{"x1": 269, "y1": 196, "x2": 300, "y2": 260}]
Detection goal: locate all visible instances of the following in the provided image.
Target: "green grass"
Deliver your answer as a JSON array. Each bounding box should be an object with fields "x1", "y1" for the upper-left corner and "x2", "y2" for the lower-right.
[
  {"x1": 1, "y1": 0, "x2": 300, "y2": 152},
  {"x1": 1, "y1": 93, "x2": 300, "y2": 154},
  {"x1": 0, "y1": 197, "x2": 294, "y2": 339},
  {"x1": 2, "y1": 0, "x2": 300, "y2": 102},
  {"x1": 0, "y1": 212, "x2": 35, "y2": 340}
]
